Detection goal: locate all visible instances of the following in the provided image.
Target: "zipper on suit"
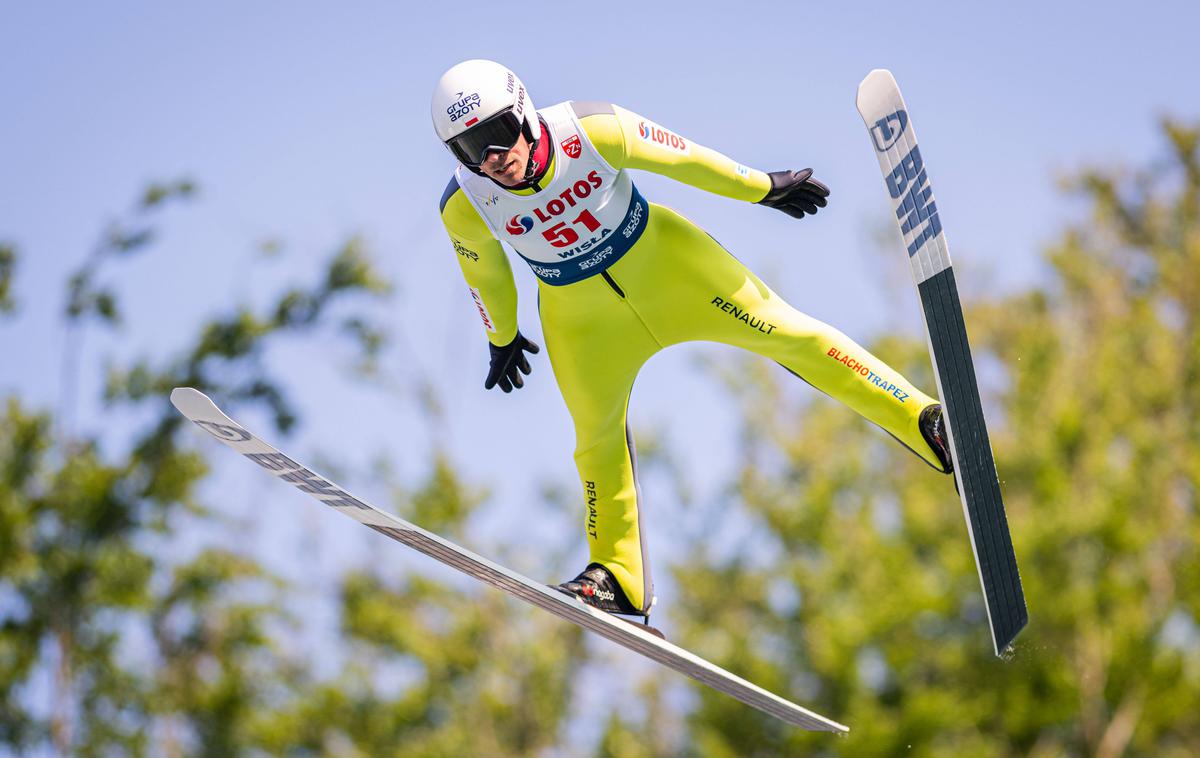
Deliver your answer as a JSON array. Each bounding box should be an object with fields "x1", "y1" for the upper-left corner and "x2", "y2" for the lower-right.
[{"x1": 601, "y1": 270, "x2": 625, "y2": 298}]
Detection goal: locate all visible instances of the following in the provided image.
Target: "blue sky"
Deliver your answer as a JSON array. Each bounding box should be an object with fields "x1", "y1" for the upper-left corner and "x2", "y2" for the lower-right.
[{"x1": 3, "y1": 0, "x2": 1198, "y2": 640}]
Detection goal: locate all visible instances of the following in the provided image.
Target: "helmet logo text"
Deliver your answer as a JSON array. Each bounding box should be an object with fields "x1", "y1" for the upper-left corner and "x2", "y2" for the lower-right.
[{"x1": 447, "y1": 92, "x2": 481, "y2": 123}]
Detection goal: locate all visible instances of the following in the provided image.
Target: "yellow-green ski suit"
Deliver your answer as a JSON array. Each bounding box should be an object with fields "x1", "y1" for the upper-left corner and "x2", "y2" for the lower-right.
[{"x1": 439, "y1": 101, "x2": 940, "y2": 612}]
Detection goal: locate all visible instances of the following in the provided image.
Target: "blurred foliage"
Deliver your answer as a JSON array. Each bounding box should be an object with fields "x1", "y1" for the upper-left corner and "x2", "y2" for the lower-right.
[
  {"x1": 600, "y1": 119, "x2": 1200, "y2": 756},
  {"x1": 104, "y1": 235, "x2": 392, "y2": 444},
  {"x1": 0, "y1": 243, "x2": 15, "y2": 314},
  {"x1": 65, "y1": 179, "x2": 195, "y2": 327},
  {"x1": 0, "y1": 177, "x2": 591, "y2": 757},
  {"x1": 4, "y1": 120, "x2": 1200, "y2": 756}
]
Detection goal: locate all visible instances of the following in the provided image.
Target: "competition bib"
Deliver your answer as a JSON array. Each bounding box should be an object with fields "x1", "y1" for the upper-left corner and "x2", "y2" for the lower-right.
[{"x1": 456, "y1": 102, "x2": 648, "y2": 285}]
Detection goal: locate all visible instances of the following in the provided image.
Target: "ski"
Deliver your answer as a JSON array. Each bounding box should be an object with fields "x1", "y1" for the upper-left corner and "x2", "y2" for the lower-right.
[
  {"x1": 855, "y1": 70, "x2": 1027, "y2": 656},
  {"x1": 170, "y1": 387, "x2": 848, "y2": 732}
]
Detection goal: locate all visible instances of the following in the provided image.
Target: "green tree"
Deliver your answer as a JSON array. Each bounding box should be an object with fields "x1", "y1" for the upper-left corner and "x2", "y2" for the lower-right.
[
  {"x1": 15, "y1": 117, "x2": 1196, "y2": 758},
  {"x1": 2, "y1": 179, "x2": 596, "y2": 757},
  {"x1": 0, "y1": 242, "x2": 15, "y2": 313},
  {"x1": 0, "y1": 181, "x2": 392, "y2": 755},
  {"x1": 611, "y1": 120, "x2": 1200, "y2": 756},
  {"x1": 240, "y1": 454, "x2": 593, "y2": 757}
]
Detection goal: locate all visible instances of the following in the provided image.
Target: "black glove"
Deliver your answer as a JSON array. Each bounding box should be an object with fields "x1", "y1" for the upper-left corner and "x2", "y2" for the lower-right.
[
  {"x1": 485, "y1": 331, "x2": 540, "y2": 392},
  {"x1": 756, "y1": 168, "x2": 830, "y2": 220}
]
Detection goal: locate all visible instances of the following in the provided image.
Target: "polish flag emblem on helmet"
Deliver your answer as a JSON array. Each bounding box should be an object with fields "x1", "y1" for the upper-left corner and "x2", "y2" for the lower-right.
[{"x1": 560, "y1": 135, "x2": 582, "y2": 160}]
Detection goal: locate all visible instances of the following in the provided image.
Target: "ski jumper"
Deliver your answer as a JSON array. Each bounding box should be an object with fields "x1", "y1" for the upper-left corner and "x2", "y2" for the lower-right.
[{"x1": 439, "y1": 101, "x2": 941, "y2": 612}]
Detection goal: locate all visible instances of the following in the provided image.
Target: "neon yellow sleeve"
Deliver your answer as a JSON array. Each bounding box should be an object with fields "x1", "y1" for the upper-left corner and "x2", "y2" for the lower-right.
[
  {"x1": 438, "y1": 177, "x2": 519, "y2": 346},
  {"x1": 577, "y1": 102, "x2": 772, "y2": 202}
]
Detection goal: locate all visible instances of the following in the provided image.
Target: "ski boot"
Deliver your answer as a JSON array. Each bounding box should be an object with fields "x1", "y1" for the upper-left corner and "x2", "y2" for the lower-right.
[
  {"x1": 919, "y1": 403, "x2": 953, "y2": 474},
  {"x1": 920, "y1": 403, "x2": 959, "y2": 493},
  {"x1": 555, "y1": 563, "x2": 665, "y2": 639}
]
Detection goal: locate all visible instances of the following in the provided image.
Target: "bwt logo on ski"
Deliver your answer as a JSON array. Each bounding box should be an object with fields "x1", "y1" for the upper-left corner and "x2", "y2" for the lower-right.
[
  {"x1": 870, "y1": 109, "x2": 909, "y2": 152},
  {"x1": 885, "y1": 145, "x2": 942, "y2": 257},
  {"x1": 506, "y1": 215, "x2": 535, "y2": 235},
  {"x1": 243, "y1": 452, "x2": 373, "y2": 512},
  {"x1": 446, "y1": 91, "x2": 481, "y2": 123},
  {"x1": 637, "y1": 121, "x2": 689, "y2": 154},
  {"x1": 195, "y1": 420, "x2": 251, "y2": 442}
]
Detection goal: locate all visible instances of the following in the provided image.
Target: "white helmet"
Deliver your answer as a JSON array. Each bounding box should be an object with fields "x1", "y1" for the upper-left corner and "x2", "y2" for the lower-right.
[{"x1": 431, "y1": 59, "x2": 538, "y2": 167}]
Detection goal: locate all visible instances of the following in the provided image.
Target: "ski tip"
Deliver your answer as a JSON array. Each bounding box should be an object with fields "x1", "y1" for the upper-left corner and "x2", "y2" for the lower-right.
[
  {"x1": 855, "y1": 69, "x2": 903, "y2": 120},
  {"x1": 857, "y1": 68, "x2": 896, "y2": 93},
  {"x1": 170, "y1": 387, "x2": 216, "y2": 417},
  {"x1": 171, "y1": 386, "x2": 200, "y2": 405},
  {"x1": 859, "y1": 68, "x2": 902, "y2": 125}
]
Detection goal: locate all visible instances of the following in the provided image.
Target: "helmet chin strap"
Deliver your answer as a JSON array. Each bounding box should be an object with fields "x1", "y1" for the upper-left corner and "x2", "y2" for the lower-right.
[
  {"x1": 522, "y1": 120, "x2": 544, "y2": 182},
  {"x1": 523, "y1": 150, "x2": 540, "y2": 182}
]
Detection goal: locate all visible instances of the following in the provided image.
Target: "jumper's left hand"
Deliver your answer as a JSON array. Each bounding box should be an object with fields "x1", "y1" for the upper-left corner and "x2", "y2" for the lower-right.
[
  {"x1": 485, "y1": 331, "x2": 540, "y2": 393},
  {"x1": 757, "y1": 168, "x2": 830, "y2": 220}
]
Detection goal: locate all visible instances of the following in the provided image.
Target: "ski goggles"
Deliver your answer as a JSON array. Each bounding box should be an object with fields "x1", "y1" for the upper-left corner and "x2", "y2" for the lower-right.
[{"x1": 445, "y1": 108, "x2": 524, "y2": 167}]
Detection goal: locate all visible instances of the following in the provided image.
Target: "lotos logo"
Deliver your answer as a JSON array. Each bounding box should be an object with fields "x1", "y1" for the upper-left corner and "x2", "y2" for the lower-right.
[
  {"x1": 560, "y1": 135, "x2": 582, "y2": 159},
  {"x1": 499, "y1": 170, "x2": 607, "y2": 248},
  {"x1": 528, "y1": 169, "x2": 604, "y2": 223},
  {"x1": 637, "y1": 120, "x2": 689, "y2": 154},
  {"x1": 468, "y1": 287, "x2": 496, "y2": 332},
  {"x1": 870, "y1": 109, "x2": 908, "y2": 152},
  {"x1": 506, "y1": 215, "x2": 535, "y2": 235}
]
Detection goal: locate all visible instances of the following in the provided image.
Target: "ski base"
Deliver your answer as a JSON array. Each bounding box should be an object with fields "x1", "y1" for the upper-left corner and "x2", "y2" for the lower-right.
[
  {"x1": 918, "y1": 268, "x2": 1027, "y2": 651},
  {"x1": 170, "y1": 387, "x2": 846, "y2": 733},
  {"x1": 856, "y1": 69, "x2": 1027, "y2": 656}
]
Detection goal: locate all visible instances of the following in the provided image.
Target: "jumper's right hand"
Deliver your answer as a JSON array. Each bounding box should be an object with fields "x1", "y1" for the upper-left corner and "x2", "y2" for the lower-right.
[{"x1": 485, "y1": 331, "x2": 540, "y2": 392}]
